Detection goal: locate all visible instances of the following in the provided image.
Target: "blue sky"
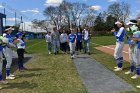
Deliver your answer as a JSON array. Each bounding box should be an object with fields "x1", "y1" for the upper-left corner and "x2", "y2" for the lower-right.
[{"x1": 0, "y1": 0, "x2": 140, "y2": 25}]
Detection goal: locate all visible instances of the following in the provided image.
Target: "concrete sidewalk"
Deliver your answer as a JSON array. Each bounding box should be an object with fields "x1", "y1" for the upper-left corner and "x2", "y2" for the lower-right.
[{"x1": 73, "y1": 54, "x2": 136, "y2": 93}]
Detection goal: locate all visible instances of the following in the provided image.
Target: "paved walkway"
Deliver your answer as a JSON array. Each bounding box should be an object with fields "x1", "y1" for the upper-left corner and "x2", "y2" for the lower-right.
[{"x1": 73, "y1": 54, "x2": 136, "y2": 93}]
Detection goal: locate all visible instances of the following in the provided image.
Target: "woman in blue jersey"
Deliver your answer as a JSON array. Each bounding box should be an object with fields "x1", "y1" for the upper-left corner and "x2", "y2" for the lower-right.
[
  {"x1": 2, "y1": 26, "x2": 16, "y2": 80},
  {"x1": 128, "y1": 31, "x2": 140, "y2": 88},
  {"x1": 76, "y1": 28, "x2": 82, "y2": 52},
  {"x1": 111, "y1": 21, "x2": 125, "y2": 72},
  {"x1": 69, "y1": 29, "x2": 77, "y2": 59}
]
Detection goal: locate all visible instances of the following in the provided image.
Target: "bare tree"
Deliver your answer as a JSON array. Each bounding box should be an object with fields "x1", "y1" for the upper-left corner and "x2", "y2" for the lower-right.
[
  {"x1": 32, "y1": 19, "x2": 49, "y2": 31},
  {"x1": 43, "y1": 1, "x2": 88, "y2": 28},
  {"x1": 44, "y1": 6, "x2": 61, "y2": 28},
  {"x1": 82, "y1": 7, "x2": 95, "y2": 27},
  {"x1": 108, "y1": 2, "x2": 130, "y2": 22},
  {"x1": 59, "y1": 1, "x2": 72, "y2": 28},
  {"x1": 71, "y1": 2, "x2": 87, "y2": 27}
]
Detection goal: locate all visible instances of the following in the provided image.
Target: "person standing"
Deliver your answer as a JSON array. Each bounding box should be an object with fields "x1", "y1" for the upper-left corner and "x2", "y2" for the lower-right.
[
  {"x1": 45, "y1": 31, "x2": 52, "y2": 54},
  {"x1": 2, "y1": 26, "x2": 15, "y2": 79},
  {"x1": 14, "y1": 32, "x2": 27, "y2": 71},
  {"x1": 111, "y1": 21, "x2": 125, "y2": 72},
  {"x1": 76, "y1": 28, "x2": 82, "y2": 52},
  {"x1": 125, "y1": 20, "x2": 139, "y2": 75},
  {"x1": 51, "y1": 27, "x2": 60, "y2": 55},
  {"x1": 60, "y1": 29, "x2": 68, "y2": 53},
  {"x1": 69, "y1": 29, "x2": 77, "y2": 59},
  {"x1": 129, "y1": 31, "x2": 140, "y2": 80},
  {"x1": 0, "y1": 35, "x2": 8, "y2": 89},
  {"x1": 82, "y1": 27, "x2": 91, "y2": 55}
]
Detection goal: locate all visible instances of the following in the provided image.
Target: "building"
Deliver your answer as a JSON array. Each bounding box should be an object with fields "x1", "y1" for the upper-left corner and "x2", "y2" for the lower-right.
[
  {"x1": 0, "y1": 13, "x2": 6, "y2": 34},
  {"x1": 19, "y1": 21, "x2": 55, "y2": 39}
]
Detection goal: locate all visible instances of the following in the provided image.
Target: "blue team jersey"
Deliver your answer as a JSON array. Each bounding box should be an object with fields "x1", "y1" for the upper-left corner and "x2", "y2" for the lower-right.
[
  {"x1": 4, "y1": 33, "x2": 13, "y2": 43},
  {"x1": 133, "y1": 31, "x2": 140, "y2": 48},
  {"x1": 69, "y1": 34, "x2": 77, "y2": 43},
  {"x1": 77, "y1": 32, "x2": 82, "y2": 41},
  {"x1": 114, "y1": 27, "x2": 125, "y2": 42}
]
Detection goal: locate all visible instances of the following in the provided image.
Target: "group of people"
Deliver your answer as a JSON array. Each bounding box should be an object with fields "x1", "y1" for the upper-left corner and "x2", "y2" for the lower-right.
[
  {"x1": 45, "y1": 27, "x2": 91, "y2": 58},
  {"x1": 0, "y1": 26, "x2": 27, "y2": 89},
  {"x1": 112, "y1": 19, "x2": 140, "y2": 88}
]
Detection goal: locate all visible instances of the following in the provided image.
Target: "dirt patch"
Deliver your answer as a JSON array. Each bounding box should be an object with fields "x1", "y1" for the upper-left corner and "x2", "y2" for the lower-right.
[{"x1": 95, "y1": 44, "x2": 129, "y2": 62}]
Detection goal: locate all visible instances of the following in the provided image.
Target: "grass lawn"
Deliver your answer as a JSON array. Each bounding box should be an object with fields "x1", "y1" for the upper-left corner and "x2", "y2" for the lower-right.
[
  {"x1": 1, "y1": 36, "x2": 140, "y2": 93},
  {"x1": 90, "y1": 36, "x2": 140, "y2": 93},
  {"x1": 0, "y1": 39, "x2": 87, "y2": 93},
  {"x1": 91, "y1": 36, "x2": 128, "y2": 47}
]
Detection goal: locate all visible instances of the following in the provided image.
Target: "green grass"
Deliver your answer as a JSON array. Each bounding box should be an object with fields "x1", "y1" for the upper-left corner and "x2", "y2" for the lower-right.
[
  {"x1": 91, "y1": 36, "x2": 128, "y2": 47},
  {"x1": 1, "y1": 36, "x2": 139, "y2": 93},
  {"x1": 0, "y1": 39, "x2": 87, "y2": 93},
  {"x1": 90, "y1": 36, "x2": 140, "y2": 93}
]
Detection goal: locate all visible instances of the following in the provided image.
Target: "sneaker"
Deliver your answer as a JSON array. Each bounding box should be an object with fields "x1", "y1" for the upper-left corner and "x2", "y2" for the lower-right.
[
  {"x1": 131, "y1": 74, "x2": 140, "y2": 79},
  {"x1": 49, "y1": 52, "x2": 51, "y2": 54},
  {"x1": 114, "y1": 66, "x2": 118, "y2": 69},
  {"x1": 114, "y1": 68, "x2": 122, "y2": 72},
  {"x1": 73, "y1": 55, "x2": 75, "y2": 58},
  {"x1": 10, "y1": 74, "x2": 15, "y2": 77},
  {"x1": 125, "y1": 71, "x2": 134, "y2": 75},
  {"x1": 6, "y1": 76, "x2": 15, "y2": 80},
  {"x1": 0, "y1": 80, "x2": 8, "y2": 84},
  {"x1": 136, "y1": 85, "x2": 140, "y2": 88}
]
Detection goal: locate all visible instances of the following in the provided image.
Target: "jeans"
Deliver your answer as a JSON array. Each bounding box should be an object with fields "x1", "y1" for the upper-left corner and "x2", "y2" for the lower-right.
[
  {"x1": 53, "y1": 40, "x2": 60, "y2": 53},
  {"x1": 84, "y1": 39, "x2": 90, "y2": 53},
  {"x1": 47, "y1": 42, "x2": 52, "y2": 52}
]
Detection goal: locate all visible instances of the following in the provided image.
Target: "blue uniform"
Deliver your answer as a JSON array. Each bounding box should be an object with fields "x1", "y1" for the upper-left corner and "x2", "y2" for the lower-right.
[
  {"x1": 126, "y1": 25, "x2": 139, "y2": 74},
  {"x1": 76, "y1": 32, "x2": 82, "y2": 51},
  {"x1": 132, "y1": 31, "x2": 140, "y2": 75},
  {"x1": 69, "y1": 34, "x2": 77, "y2": 43},
  {"x1": 77, "y1": 32, "x2": 82, "y2": 41},
  {"x1": 113, "y1": 27, "x2": 125, "y2": 68},
  {"x1": 2, "y1": 33, "x2": 14, "y2": 77},
  {"x1": 69, "y1": 34, "x2": 77, "y2": 58}
]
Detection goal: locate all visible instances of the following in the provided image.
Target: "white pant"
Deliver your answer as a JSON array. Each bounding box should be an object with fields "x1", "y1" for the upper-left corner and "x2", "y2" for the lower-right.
[
  {"x1": 134, "y1": 46, "x2": 140, "y2": 66},
  {"x1": 114, "y1": 42, "x2": 124, "y2": 59},
  {"x1": 129, "y1": 47, "x2": 135, "y2": 66},
  {"x1": 3, "y1": 47, "x2": 13, "y2": 68},
  {"x1": 0, "y1": 52, "x2": 3, "y2": 73},
  {"x1": 69, "y1": 42, "x2": 76, "y2": 54}
]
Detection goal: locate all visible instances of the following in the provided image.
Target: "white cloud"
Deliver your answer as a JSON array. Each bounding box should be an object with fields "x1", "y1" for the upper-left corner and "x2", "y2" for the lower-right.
[
  {"x1": 44, "y1": 0, "x2": 63, "y2": 6},
  {"x1": 108, "y1": 0, "x2": 117, "y2": 2},
  {"x1": 7, "y1": 18, "x2": 20, "y2": 22},
  {"x1": 21, "y1": 8, "x2": 39, "y2": 14},
  {"x1": 0, "y1": 5, "x2": 3, "y2": 8},
  {"x1": 89, "y1": 5, "x2": 101, "y2": 11}
]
